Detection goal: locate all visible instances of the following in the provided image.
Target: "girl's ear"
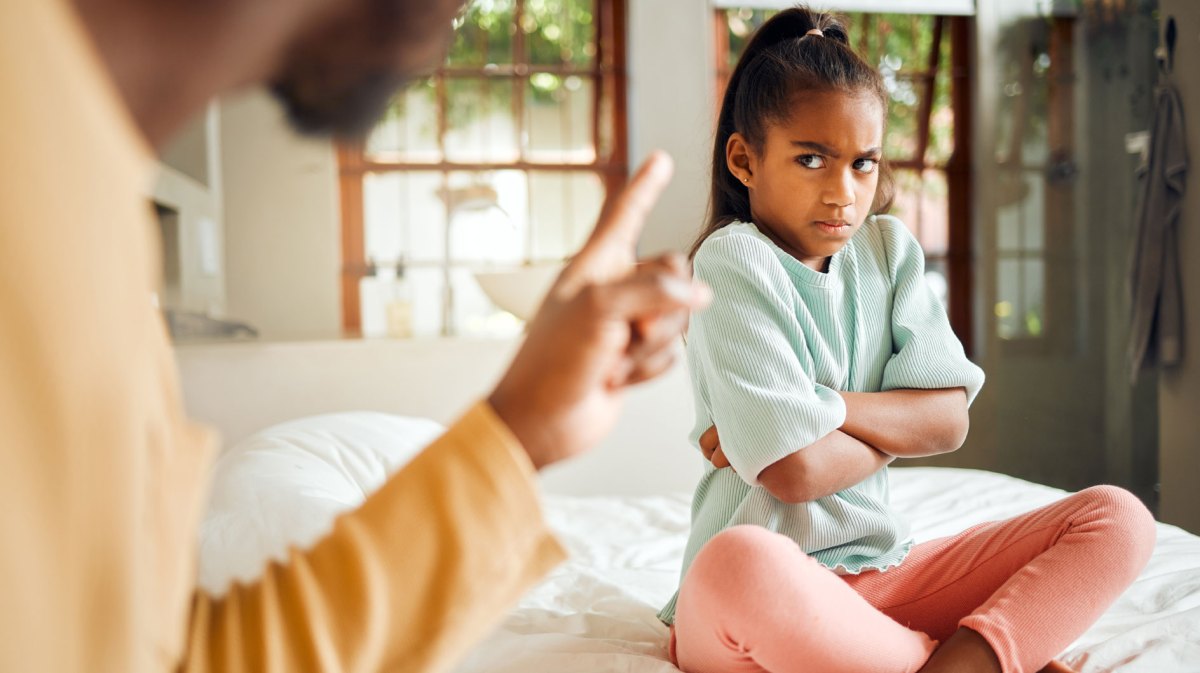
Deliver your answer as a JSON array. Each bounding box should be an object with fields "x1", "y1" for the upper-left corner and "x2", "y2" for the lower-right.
[{"x1": 725, "y1": 132, "x2": 756, "y2": 187}]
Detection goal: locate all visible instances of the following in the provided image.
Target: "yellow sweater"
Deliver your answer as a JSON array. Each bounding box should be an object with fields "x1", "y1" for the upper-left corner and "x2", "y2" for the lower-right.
[{"x1": 0, "y1": 2, "x2": 565, "y2": 672}]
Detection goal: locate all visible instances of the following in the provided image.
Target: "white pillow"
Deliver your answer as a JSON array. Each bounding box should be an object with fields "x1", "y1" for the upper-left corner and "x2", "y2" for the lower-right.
[{"x1": 197, "y1": 412, "x2": 445, "y2": 595}]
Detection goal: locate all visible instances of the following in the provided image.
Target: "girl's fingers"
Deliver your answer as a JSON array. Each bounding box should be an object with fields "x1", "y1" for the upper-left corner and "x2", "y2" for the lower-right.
[
  {"x1": 711, "y1": 445, "x2": 731, "y2": 469},
  {"x1": 699, "y1": 425, "x2": 720, "y2": 458}
]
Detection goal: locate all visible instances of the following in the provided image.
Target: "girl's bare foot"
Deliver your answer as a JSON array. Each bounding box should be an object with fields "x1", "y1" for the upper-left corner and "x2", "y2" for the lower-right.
[{"x1": 917, "y1": 627, "x2": 1002, "y2": 673}]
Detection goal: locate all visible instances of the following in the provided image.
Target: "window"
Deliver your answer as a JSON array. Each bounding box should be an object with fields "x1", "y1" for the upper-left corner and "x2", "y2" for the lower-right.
[
  {"x1": 992, "y1": 15, "x2": 1076, "y2": 350},
  {"x1": 338, "y1": 0, "x2": 628, "y2": 338},
  {"x1": 714, "y1": 9, "x2": 974, "y2": 353}
]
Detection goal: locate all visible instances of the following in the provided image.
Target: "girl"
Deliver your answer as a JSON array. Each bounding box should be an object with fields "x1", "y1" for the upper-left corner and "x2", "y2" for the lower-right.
[{"x1": 660, "y1": 7, "x2": 1156, "y2": 673}]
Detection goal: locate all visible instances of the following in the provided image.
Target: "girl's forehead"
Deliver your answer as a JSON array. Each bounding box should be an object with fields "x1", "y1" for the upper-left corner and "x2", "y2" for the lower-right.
[{"x1": 770, "y1": 90, "x2": 884, "y2": 148}]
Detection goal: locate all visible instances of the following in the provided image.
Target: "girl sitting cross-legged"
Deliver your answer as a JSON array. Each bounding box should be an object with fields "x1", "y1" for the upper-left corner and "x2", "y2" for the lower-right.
[{"x1": 659, "y1": 7, "x2": 1156, "y2": 673}]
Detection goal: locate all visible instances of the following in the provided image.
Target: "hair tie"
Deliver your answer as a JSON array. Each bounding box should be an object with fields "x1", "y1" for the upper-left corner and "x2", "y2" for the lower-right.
[{"x1": 805, "y1": 28, "x2": 824, "y2": 37}]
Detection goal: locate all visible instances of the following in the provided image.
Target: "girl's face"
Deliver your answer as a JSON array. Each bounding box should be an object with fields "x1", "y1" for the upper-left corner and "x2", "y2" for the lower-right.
[{"x1": 727, "y1": 89, "x2": 884, "y2": 271}]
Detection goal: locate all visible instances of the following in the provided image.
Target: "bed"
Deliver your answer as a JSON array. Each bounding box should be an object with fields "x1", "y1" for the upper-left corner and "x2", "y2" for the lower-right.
[
  {"x1": 181, "y1": 339, "x2": 1200, "y2": 673},
  {"x1": 453, "y1": 474, "x2": 1200, "y2": 673}
]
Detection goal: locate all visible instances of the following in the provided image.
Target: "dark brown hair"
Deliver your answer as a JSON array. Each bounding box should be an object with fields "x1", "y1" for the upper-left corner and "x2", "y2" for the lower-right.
[{"x1": 689, "y1": 5, "x2": 894, "y2": 259}]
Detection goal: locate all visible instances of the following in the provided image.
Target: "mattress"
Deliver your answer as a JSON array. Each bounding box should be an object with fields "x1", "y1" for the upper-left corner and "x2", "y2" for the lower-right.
[
  {"x1": 197, "y1": 414, "x2": 1200, "y2": 672},
  {"x1": 452, "y1": 468, "x2": 1200, "y2": 673}
]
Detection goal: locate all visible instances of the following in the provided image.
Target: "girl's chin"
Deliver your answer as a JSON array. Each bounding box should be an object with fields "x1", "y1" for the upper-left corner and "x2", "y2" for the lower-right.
[{"x1": 793, "y1": 242, "x2": 848, "y2": 266}]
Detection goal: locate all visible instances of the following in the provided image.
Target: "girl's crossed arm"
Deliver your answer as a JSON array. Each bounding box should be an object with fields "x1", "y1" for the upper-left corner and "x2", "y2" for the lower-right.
[
  {"x1": 839, "y1": 388, "x2": 969, "y2": 458},
  {"x1": 757, "y1": 431, "x2": 893, "y2": 504},
  {"x1": 701, "y1": 425, "x2": 894, "y2": 505},
  {"x1": 854, "y1": 217, "x2": 984, "y2": 459},
  {"x1": 694, "y1": 219, "x2": 983, "y2": 501},
  {"x1": 688, "y1": 234, "x2": 873, "y2": 505},
  {"x1": 700, "y1": 385, "x2": 966, "y2": 504}
]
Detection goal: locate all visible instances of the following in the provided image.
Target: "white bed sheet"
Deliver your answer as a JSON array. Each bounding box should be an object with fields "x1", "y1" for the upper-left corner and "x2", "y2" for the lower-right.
[
  {"x1": 453, "y1": 468, "x2": 1200, "y2": 673},
  {"x1": 197, "y1": 414, "x2": 1200, "y2": 673}
]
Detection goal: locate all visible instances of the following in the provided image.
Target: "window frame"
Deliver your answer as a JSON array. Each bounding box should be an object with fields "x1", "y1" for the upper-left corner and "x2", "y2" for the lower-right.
[
  {"x1": 991, "y1": 15, "x2": 1076, "y2": 357},
  {"x1": 337, "y1": 0, "x2": 629, "y2": 335}
]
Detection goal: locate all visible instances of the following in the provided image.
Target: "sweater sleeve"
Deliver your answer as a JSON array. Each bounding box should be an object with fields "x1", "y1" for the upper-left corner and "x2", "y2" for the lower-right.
[
  {"x1": 689, "y1": 233, "x2": 847, "y2": 487},
  {"x1": 876, "y1": 216, "x2": 985, "y2": 404},
  {"x1": 182, "y1": 401, "x2": 567, "y2": 673}
]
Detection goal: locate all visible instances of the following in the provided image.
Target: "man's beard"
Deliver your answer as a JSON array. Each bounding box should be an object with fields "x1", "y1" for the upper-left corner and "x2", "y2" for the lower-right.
[{"x1": 270, "y1": 69, "x2": 409, "y2": 139}]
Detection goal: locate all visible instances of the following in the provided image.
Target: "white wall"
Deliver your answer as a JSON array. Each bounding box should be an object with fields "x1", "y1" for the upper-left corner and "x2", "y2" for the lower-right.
[
  {"x1": 628, "y1": 0, "x2": 715, "y2": 257},
  {"x1": 152, "y1": 165, "x2": 226, "y2": 315},
  {"x1": 175, "y1": 338, "x2": 702, "y2": 496},
  {"x1": 152, "y1": 104, "x2": 226, "y2": 316},
  {"x1": 219, "y1": 91, "x2": 342, "y2": 341},
  {"x1": 1156, "y1": 0, "x2": 1200, "y2": 532},
  {"x1": 161, "y1": 110, "x2": 213, "y2": 187}
]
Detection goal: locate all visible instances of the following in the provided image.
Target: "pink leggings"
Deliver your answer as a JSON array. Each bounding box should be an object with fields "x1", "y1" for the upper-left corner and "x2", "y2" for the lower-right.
[{"x1": 672, "y1": 486, "x2": 1156, "y2": 673}]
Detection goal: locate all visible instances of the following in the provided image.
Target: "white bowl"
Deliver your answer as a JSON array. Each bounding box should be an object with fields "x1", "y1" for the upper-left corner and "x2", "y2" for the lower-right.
[{"x1": 473, "y1": 264, "x2": 564, "y2": 322}]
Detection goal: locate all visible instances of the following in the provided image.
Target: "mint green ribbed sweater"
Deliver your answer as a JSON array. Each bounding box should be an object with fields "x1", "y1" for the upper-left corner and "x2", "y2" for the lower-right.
[{"x1": 659, "y1": 215, "x2": 985, "y2": 625}]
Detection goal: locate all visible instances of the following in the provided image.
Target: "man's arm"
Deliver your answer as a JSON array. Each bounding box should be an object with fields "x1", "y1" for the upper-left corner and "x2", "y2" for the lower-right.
[
  {"x1": 839, "y1": 388, "x2": 969, "y2": 458},
  {"x1": 182, "y1": 153, "x2": 712, "y2": 673},
  {"x1": 185, "y1": 404, "x2": 563, "y2": 673}
]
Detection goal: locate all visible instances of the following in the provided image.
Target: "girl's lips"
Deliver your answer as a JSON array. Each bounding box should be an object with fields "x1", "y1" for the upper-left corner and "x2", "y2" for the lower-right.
[{"x1": 815, "y1": 220, "x2": 852, "y2": 235}]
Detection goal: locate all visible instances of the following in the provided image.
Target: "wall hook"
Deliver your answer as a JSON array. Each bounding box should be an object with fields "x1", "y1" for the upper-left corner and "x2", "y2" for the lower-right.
[{"x1": 1156, "y1": 16, "x2": 1177, "y2": 75}]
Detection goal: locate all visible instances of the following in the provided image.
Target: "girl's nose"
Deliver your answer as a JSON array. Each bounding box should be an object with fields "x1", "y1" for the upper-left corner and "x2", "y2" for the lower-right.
[{"x1": 822, "y1": 171, "x2": 856, "y2": 208}]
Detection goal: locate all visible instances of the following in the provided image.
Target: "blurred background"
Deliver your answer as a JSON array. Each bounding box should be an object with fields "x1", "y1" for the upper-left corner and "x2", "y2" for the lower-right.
[{"x1": 153, "y1": 0, "x2": 1199, "y2": 531}]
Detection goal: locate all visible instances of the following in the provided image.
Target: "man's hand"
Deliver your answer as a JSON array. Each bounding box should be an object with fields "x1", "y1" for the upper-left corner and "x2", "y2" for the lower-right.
[{"x1": 488, "y1": 152, "x2": 711, "y2": 469}]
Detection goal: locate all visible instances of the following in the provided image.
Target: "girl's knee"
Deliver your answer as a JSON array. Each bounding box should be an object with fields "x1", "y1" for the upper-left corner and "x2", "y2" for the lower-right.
[
  {"x1": 684, "y1": 525, "x2": 824, "y2": 608},
  {"x1": 1080, "y1": 485, "x2": 1155, "y2": 532},
  {"x1": 1078, "y1": 485, "x2": 1157, "y2": 570},
  {"x1": 690, "y1": 526, "x2": 797, "y2": 583}
]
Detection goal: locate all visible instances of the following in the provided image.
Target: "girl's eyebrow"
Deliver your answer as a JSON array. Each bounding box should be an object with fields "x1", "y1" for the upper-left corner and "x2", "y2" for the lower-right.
[{"x1": 790, "y1": 140, "x2": 883, "y2": 157}]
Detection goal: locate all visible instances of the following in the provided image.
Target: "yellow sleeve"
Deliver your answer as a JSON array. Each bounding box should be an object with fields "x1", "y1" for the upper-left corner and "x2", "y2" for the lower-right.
[{"x1": 182, "y1": 401, "x2": 567, "y2": 673}]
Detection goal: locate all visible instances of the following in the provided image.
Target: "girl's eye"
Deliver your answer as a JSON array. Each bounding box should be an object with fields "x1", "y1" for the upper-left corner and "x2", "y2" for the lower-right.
[
  {"x1": 853, "y1": 158, "x2": 880, "y2": 174},
  {"x1": 797, "y1": 154, "x2": 825, "y2": 169}
]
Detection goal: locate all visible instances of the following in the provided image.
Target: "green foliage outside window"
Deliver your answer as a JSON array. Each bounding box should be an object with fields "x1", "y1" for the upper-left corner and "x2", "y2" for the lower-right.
[
  {"x1": 388, "y1": 0, "x2": 600, "y2": 125},
  {"x1": 376, "y1": 0, "x2": 598, "y2": 144},
  {"x1": 450, "y1": 0, "x2": 596, "y2": 69}
]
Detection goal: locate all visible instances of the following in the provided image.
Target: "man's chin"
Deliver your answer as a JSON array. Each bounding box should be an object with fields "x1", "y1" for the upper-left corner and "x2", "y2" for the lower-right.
[{"x1": 269, "y1": 71, "x2": 406, "y2": 139}]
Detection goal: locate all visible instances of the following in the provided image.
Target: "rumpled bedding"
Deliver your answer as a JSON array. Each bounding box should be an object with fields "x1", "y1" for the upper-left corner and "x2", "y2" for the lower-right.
[{"x1": 197, "y1": 413, "x2": 1200, "y2": 673}]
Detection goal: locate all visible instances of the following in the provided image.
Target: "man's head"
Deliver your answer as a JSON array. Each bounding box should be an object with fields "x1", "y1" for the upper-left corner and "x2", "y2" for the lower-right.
[
  {"x1": 72, "y1": 0, "x2": 466, "y2": 145},
  {"x1": 269, "y1": 0, "x2": 464, "y2": 137}
]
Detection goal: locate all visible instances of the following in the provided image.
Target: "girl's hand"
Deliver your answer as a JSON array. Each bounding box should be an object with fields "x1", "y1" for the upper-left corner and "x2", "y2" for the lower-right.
[{"x1": 699, "y1": 425, "x2": 734, "y2": 471}]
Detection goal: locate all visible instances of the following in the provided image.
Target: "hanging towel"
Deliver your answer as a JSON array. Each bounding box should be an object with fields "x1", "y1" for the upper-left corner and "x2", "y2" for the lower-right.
[{"x1": 1128, "y1": 82, "x2": 1188, "y2": 383}]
